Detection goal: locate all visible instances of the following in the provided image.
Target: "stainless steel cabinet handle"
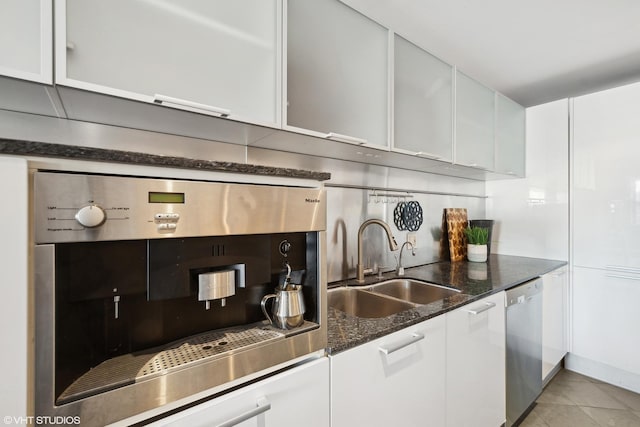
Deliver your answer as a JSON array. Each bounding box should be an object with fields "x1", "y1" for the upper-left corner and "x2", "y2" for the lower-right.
[
  {"x1": 606, "y1": 273, "x2": 640, "y2": 281},
  {"x1": 216, "y1": 397, "x2": 271, "y2": 427},
  {"x1": 154, "y1": 94, "x2": 231, "y2": 117},
  {"x1": 459, "y1": 162, "x2": 491, "y2": 171},
  {"x1": 325, "y1": 132, "x2": 367, "y2": 145},
  {"x1": 606, "y1": 265, "x2": 640, "y2": 274},
  {"x1": 415, "y1": 151, "x2": 442, "y2": 160},
  {"x1": 379, "y1": 332, "x2": 425, "y2": 355},
  {"x1": 466, "y1": 301, "x2": 496, "y2": 315}
]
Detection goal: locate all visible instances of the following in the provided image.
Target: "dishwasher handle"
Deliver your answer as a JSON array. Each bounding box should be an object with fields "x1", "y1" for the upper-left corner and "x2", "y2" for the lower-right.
[{"x1": 506, "y1": 279, "x2": 543, "y2": 307}]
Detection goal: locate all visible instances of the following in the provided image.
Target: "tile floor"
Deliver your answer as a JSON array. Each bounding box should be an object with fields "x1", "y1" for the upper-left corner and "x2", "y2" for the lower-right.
[{"x1": 520, "y1": 369, "x2": 640, "y2": 426}]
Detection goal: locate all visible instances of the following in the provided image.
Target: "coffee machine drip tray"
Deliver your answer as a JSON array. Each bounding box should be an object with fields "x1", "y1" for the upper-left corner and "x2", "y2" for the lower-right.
[{"x1": 58, "y1": 321, "x2": 319, "y2": 405}]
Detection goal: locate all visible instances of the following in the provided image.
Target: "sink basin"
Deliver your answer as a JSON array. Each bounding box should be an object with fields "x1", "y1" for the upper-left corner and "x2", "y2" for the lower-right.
[
  {"x1": 327, "y1": 287, "x2": 415, "y2": 318},
  {"x1": 366, "y1": 279, "x2": 460, "y2": 305}
]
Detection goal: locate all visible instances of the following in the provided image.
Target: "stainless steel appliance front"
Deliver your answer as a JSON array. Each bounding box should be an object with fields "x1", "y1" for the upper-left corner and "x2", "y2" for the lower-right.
[
  {"x1": 506, "y1": 278, "x2": 543, "y2": 426},
  {"x1": 33, "y1": 171, "x2": 327, "y2": 425}
]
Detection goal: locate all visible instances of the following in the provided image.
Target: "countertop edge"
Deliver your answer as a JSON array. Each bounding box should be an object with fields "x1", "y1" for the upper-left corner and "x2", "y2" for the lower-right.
[
  {"x1": 327, "y1": 255, "x2": 567, "y2": 355},
  {"x1": 0, "y1": 139, "x2": 332, "y2": 181}
]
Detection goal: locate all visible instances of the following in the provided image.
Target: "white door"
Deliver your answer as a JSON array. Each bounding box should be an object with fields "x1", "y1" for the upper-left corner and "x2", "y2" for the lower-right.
[
  {"x1": 286, "y1": 0, "x2": 389, "y2": 148},
  {"x1": 56, "y1": 0, "x2": 281, "y2": 127},
  {"x1": 0, "y1": 0, "x2": 52, "y2": 83},
  {"x1": 542, "y1": 266, "x2": 568, "y2": 380},
  {"x1": 572, "y1": 267, "x2": 640, "y2": 379},
  {"x1": 455, "y1": 71, "x2": 495, "y2": 171},
  {"x1": 572, "y1": 81, "x2": 640, "y2": 270},
  {"x1": 494, "y1": 94, "x2": 526, "y2": 177},
  {"x1": 393, "y1": 33, "x2": 453, "y2": 162},
  {"x1": 446, "y1": 292, "x2": 506, "y2": 427},
  {"x1": 331, "y1": 315, "x2": 446, "y2": 427}
]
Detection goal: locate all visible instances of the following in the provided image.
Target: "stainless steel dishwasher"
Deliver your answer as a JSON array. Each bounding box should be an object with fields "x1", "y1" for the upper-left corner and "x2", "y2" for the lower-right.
[{"x1": 506, "y1": 278, "x2": 543, "y2": 426}]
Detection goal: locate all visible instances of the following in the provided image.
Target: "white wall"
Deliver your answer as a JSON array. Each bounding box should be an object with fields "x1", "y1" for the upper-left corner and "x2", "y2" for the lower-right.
[
  {"x1": 486, "y1": 99, "x2": 569, "y2": 261},
  {"x1": 0, "y1": 156, "x2": 29, "y2": 418}
]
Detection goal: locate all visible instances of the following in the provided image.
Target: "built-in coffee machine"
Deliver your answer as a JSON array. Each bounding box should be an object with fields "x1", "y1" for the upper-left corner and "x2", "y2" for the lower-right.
[{"x1": 33, "y1": 171, "x2": 326, "y2": 425}]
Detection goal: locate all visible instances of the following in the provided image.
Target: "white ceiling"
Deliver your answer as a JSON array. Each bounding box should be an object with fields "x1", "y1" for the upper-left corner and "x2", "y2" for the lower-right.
[{"x1": 341, "y1": 0, "x2": 640, "y2": 106}]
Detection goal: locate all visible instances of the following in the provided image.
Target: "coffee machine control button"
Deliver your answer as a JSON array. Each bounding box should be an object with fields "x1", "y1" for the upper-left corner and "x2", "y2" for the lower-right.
[
  {"x1": 157, "y1": 223, "x2": 177, "y2": 230},
  {"x1": 75, "y1": 205, "x2": 106, "y2": 228},
  {"x1": 154, "y1": 213, "x2": 180, "y2": 221}
]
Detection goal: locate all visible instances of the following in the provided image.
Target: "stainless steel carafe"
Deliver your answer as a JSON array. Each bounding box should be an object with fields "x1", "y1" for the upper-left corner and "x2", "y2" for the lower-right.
[{"x1": 261, "y1": 285, "x2": 306, "y2": 329}]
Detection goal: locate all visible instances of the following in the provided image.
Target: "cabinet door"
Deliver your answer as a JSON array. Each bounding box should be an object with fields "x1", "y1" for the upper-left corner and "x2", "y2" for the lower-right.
[
  {"x1": 572, "y1": 266, "x2": 640, "y2": 377},
  {"x1": 393, "y1": 34, "x2": 453, "y2": 161},
  {"x1": 446, "y1": 292, "x2": 505, "y2": 427},
  {"x1": 56, "y1": 0, "x2": 280, "y2": 127},
  {"x1": 542, "y1": 266, "x2": 568, "y2": 380},
  {"x1": 286, "y1": 0, "x2": 388, "y2": 148},
  {"x1": 0, "y1": 0, "x2": 52, "y2": 84},
  {"x1": 331, "y1": 315, "x2": 446, "y2": 427},
  {"x1": 495, "y1": 94, "x2": 526, "y2": 177},
  {"x1": 148, "y1": 358, "x2": 329, "y2": 427},
  {"x1": 455, "y1": 71, "x2": 495, "y2": 170},
  {"x1": 573, "y1": 82, "x2": 640, "y2": 270}
]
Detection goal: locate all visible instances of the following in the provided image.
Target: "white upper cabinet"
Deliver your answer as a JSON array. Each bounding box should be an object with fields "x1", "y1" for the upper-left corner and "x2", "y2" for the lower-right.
[
  {"x1": 55, "y1": 0, "x2": 281, "y2": 127},
  {"x1": 286, "y1": 0, "x2": 389, "y2": 148},
  {"x1": 573, "y1": 82, "x2": 640, "y2": 270},
  {"x1": 495, "y1": 93, "x2": 526, "y2": 177},
  {"x1": 393, "y1": 34, "x2": 453, "y2": 161},
  {"x1": 455, "y1": 71, "x2": 496, "y2": 170},
  {"x1": 0, "y1": 0, "x2": 52, "y2": 84}
]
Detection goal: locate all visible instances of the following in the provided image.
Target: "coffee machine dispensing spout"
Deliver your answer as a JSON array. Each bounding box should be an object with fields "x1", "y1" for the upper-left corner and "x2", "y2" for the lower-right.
[
  {"x1": 196, "y1": 264, "x2": 246, "y2": 310},
  {"x1": 198, "y1": 270, "x2": 236, "y2": 310}
]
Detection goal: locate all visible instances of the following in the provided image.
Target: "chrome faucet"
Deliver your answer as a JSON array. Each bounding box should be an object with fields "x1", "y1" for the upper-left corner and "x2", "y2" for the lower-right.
[
  {"x1": 396, "y1": 241, "x2": 416, "y2": 276},
  {"x1": 357, "y1": 219, "x2": 399, "y2": 283}
]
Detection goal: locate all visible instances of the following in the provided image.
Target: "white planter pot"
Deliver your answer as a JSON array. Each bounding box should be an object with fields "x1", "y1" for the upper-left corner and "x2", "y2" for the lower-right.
[{"x1": 467, "y1": 244, "x2": 487, "y2": 262}]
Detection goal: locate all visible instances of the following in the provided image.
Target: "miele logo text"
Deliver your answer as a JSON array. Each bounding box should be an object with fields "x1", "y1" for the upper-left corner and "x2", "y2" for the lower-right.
[{"x1": 305, "y1": 198, "x2": 321, "y2": 203}]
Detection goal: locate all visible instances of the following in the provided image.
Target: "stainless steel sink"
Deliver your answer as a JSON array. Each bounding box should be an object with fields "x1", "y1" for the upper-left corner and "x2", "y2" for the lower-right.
[
  {"x1": 365, "y1": 279, "x2": 460, "y2": 305},
  {"x1": 327, "y1": 287, "x2": 416, "y2": 318}
]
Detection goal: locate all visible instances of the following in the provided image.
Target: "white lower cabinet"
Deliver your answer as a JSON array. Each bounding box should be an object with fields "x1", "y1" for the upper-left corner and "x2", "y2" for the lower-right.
[
  {"x1": 330, "y1": 315, "x2": 446, "y2": 427},
  {"x1": 148, "y1": 357, "x2": 329, "y2": 427},
  {"x1": 542, "y1": 266, "x2": 568, "y2": 380},
  {"x1": 572, "y1": 266, "x2": 640, "y2": 380},
  {"x1": 446, "y1": 292, "x2": 506, "y2": 427}
]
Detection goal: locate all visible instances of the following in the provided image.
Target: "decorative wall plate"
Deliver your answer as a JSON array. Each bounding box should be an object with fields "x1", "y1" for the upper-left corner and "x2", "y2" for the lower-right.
[{"x1": 403, "y1": 201, "x2": 423, "y2": 231}]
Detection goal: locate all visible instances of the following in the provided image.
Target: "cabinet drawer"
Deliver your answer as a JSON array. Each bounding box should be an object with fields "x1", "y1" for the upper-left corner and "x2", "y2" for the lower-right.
[
  {"x1": 331, "y1": 315, "x2": 446, "y2": 427},
  {"x1": 148, "y1": 358, "x2": 329, "y2": 427}
]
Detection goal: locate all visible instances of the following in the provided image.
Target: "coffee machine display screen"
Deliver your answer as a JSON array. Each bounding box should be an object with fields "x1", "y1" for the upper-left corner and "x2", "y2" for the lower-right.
[{"x1": 148, "y1": 192, "x2": 185, "y2": 204}]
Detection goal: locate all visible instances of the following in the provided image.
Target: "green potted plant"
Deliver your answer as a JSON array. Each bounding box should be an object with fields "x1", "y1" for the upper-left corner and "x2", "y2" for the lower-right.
[{"x1": 464, "y1": 226, "x2": 489, "y2": 262}]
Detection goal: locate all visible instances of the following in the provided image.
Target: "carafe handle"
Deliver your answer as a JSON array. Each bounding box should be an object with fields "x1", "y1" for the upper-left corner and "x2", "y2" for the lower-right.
[{"x1": 261, "y1": 294, "x2": 276, "y2": 325}]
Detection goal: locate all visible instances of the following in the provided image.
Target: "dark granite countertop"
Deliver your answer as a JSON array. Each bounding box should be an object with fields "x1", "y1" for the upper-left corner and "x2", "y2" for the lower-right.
[
  {"x1": 327, "y1": 254, "x2": 566, "y2": 354},
  {"x1": 0, "y1": 139, "x2": 331, "y2": 181}
]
